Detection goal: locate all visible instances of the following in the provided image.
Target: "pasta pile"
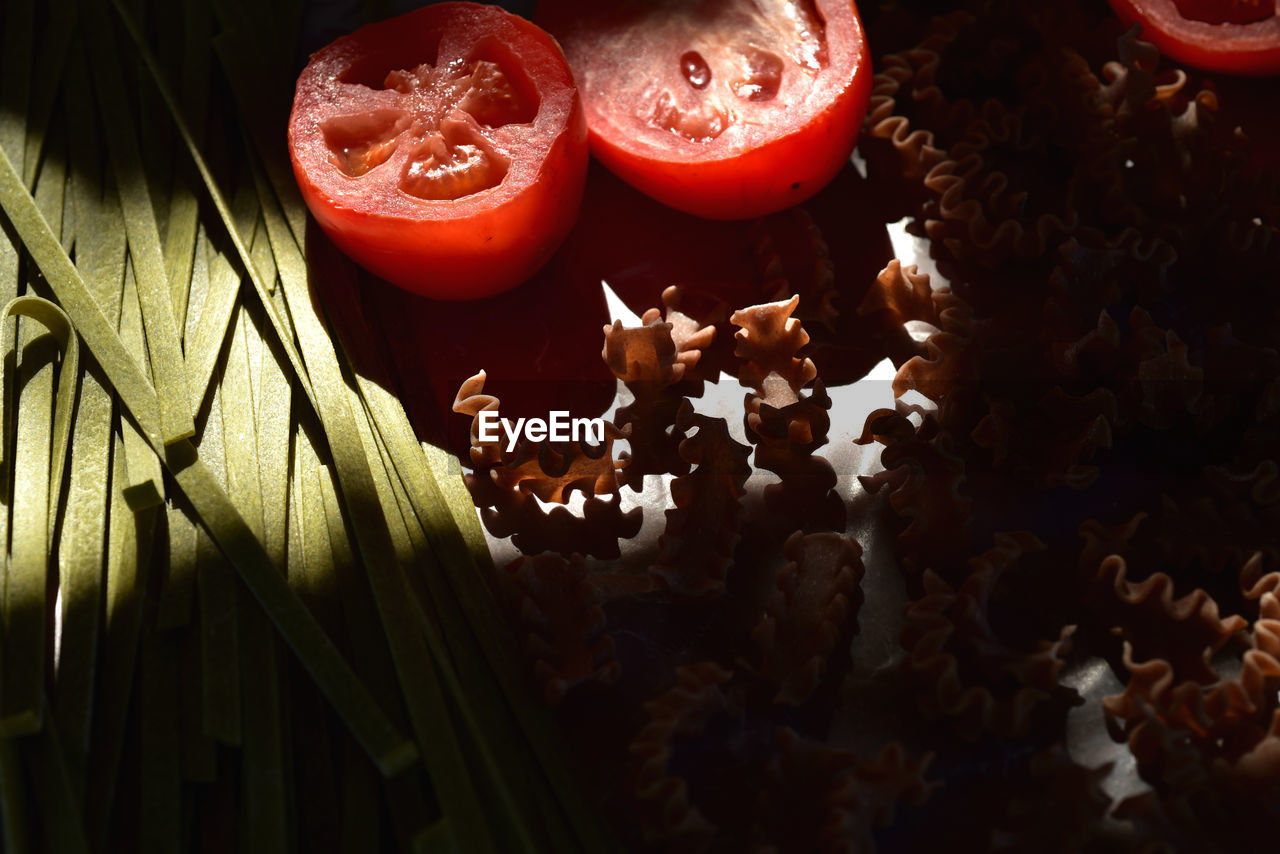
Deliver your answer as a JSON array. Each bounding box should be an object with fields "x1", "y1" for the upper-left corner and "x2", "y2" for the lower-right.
[{"x1": 453, "y1": 1, "x2": 1280, "y2": 850}]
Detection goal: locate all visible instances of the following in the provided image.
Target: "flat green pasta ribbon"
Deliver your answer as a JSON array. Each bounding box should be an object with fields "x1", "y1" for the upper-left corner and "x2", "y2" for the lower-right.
[{"x1": 0, "y1": 295, "x2": 79, "y2": 528}]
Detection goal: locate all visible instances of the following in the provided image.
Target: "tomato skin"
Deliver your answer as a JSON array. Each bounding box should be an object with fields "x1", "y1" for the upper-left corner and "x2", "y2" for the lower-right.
[
  {"x1": 537, "y1": 0, "x2": 873, "y2": 220},
  {"x1": 289, "y1": 2, "x2": 589, "y2": 300},
  {"x1": 1107, "y1": 0, "x2": 1280, "y2": 75}
]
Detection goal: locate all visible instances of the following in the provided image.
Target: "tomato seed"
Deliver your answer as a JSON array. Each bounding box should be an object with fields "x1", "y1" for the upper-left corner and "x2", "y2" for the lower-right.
[{"x1": 680, "y1": 50, "x2": 711, "y2": 89}]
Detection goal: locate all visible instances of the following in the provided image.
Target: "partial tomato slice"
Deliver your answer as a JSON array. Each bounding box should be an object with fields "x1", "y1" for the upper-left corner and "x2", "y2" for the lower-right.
[
  {"x1": 1107, "y1": 0, "x2": 1280, "y2": 75},
  {"x1": 289, "y1": 2, "x2": 588, "y2": 299},
  {"x1": 535, "y1": 0, "x2": 872, "y2": 220}
]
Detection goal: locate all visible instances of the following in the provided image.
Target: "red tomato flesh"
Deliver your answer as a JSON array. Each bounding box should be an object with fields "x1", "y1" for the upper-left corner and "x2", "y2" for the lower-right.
[
  {"x1": 289, "y1": 2, "x2": 588, "y2": 299},
  {"x1": 536, "y1": 0, "x2": 873, "y2": 220},
  {"x1": 1108, "y1": 0, "x2": 1280, "y2": 74}
]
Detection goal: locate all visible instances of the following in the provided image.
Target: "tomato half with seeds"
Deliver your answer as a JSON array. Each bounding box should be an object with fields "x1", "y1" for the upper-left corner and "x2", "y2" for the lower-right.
[
  {"x1": 535, "y1": 0, "x2": 872, "y2": 220},
  {"x1": 289, "y1": 2, "x2": 588, "y2": 300},
  {"x1": 1107, "y1": 0, "x2": 1280, "y2": 75}
]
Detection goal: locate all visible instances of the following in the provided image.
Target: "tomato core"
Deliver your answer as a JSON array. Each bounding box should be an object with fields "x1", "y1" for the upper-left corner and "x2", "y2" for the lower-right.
[
  {"x1": 320, "y1": 53, "x2": 537, "y2": 202},
  {"x1": 608, "y1": 0, "x2": 829, "y2": 146}
]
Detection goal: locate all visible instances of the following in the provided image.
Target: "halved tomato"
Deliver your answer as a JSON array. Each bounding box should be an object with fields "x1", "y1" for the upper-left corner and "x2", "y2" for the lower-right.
[
  {"x1": 535, "y1": 0, "x2": 872, "y2": 220},
  {"x1": 289, "y1": 2, "x2": 588, "y2": 299},
  {"x1": 1107, "y1": 0, "x2": 1280, "y2": 75}
]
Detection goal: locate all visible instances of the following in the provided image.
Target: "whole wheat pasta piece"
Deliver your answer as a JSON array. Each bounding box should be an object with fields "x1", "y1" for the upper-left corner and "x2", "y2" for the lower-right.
[
  {"x1": 649, "y1": 402, "x2": 752, "y2": 599},
  {"x1": 602, "y1": 286, "x2": 716, "y2": 490},
  {"x1": 749, "y1": 207, "x2": 838, "y2": 331},
  {"x1": 731, "y1": 295, "x2": 816, "y2": 398},
  {"x1": 923, "y1": 102, "x2": 1079, "y2": 269},
  {"x1": 857, "y1": 408, "x2": 972, "y2": 574},
  {"x1": 751, "y1": 531, "x2": 865, "y2": 706},
  {"x1": 498, "y1": 553, "x2": 621, "y2": 707},
  {"x1": 751, "y1": 728, "x2": 935, "y2": 854},
  {"x1": 733, "y1": 296, "x2": 844, "y2": 530},
  {"x1": 900, "y1": 532, "x2": 1076, "y2": 739},
  {"x1": 1090, "y1": 553, "x2": 1280, "y2": 743},
  {"x1": 453, "y1": 370, "x2": 630, "y2": 504},
  {"x1": 628, "y1": 662, "x2": 734, "y2": 853},
  {"x1": 747, "y1": 379, "x2": 845, "y2": 533},
  {"x1": 469, "y1": 470, "x2": 642, "y2": 559},
  {"x1": 986, "y1": 748, "x2": 1114, "y2": 854}
]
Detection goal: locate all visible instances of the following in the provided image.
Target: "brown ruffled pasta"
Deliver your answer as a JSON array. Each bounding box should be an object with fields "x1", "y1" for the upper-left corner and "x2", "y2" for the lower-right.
[
  {"x1": 469, "y1": 470, "x2": 642, "y2": 559},
  {"x1": 751, "y1": 531, "x2": 865, "y2": 706},
  {"x1": 1209, "y1": 459, "x2": 1280, "y2": 512},
  {"x1": 731, "y1": 295, "x2": 817, "y2": 402},
  {"x1": 604, "y1": 285, "x2": 716, "y2": 491},
  {"x1": 1077, "y1": 512, "x2": 1148, "y2": 576},
  {"x1": 1043, "y1": 229, "x2": 1176, "y2": 352},
  {"x1": 861, "y1": 9, "x2": 1024, "y2": 188},
  {"x1": 752, "y1": 729, "x2": 935, "y2": 854},
  {"x1": 1113, "y1": 708, "x2": 1280, "y2": 852},
  {"x1": 1129, "y1": 312, "x2": 1205, "y2": 432},
  {"x1": 499, "y1": 553, "x2": 621, "y2": 706},
  {"x1": 1081, "y1": 28, "x2": 1237, "y2": 240},
  {"x1": 733, "y1": 297, "x2": 844, "y2": 531},
  {"x1": 1017, "y1": 41, "x2": 1112, "y2": 153},
  {"x1": 970, "y1": 386, "x2": 1118, "y2": 489},
  {"x1": 856, "y1": 259, "x2": 981, "y2": 440},
  {"x1": 455, "y1": 372, "x2": 641, "y2": 559},
  {"x1": 1107, "y1": 586, "x2": 1280, "y2": 849},
  {"x1": 649, "y1": 402, "x2": 752, "y2": 598},
  {"x1": 1080, "y1": 480, "x2": 1280, "y2": 591},
  {"x1": 750, "y1": 207, "x2": 839, "y2": 332},
  {"x1": 1087, "y1": 551, "x2": 1246, "y2": 655},
  {"x1": 1095, "y1": 26, "x2": 1185, "y2": 121},
  {"x1": 923, "y1": 102, "x2": 1080, "y2": 268},
  {"x1": 492, "y1": 422, "x2": 631, "y2": 504},
  {"x1": 890, "y1": 287, "x2": 975, "y2": 406},
  {"x1": 861, "y1": 30, "x2": 959, "y2": 185},
  {"x1": 989, "y1": 748, "x2": 1114, "y2": 854},
  {"x1": 453, "y1": 370, "x2": 629, "y2": 503},
  {"x1": 1196, "y1": 324, "x2": 1280, "y2": 432},
  {"x1": 1041, "y1": 227, "x2": 1280, "y2": 442},
  {"x1": 856, "y1": 259, "x2": 937, "y2": 331},
  {"x1": 749, "y1": 383, "x2": 846, "y2": 534},
  {"x1": 452, "y1": 369, "x2": 504, "y2": 468},
  {"x1": 856, "y1": 407, "x2": 972, "y2": 573},
  {"x1": 900, "y1": 532, "x2": 1076, "y2": 739},
  {"x1": 1161, "y1": 493, "x2": 1279, "y2": 580},
  {"x1": 629, "y1": 662, "x2": 734, "y2": 852},
  {"x1": 1090, "y1": 553, "x2": 1280, "y2": 744}
]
